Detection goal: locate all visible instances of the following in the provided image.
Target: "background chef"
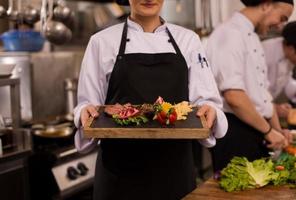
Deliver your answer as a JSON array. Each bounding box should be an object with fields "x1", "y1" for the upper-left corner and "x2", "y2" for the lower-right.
[{"x1": 206, "y1": 0, "x2": 294, "y2": 171}]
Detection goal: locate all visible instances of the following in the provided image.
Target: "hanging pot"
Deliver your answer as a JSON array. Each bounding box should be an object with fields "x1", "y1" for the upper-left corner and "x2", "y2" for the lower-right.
[
  {"x1": 42, "y1": 0, "x2": 72, "y2": 45},
  {"x1": 23, "y1": 6, "x2": 40, "y2": 24}
]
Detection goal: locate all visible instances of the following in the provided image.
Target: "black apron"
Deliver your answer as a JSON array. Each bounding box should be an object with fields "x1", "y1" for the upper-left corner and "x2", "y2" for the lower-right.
[
  {"x1": 211, "y1": 113, "x2": 269, "y2": 171},
  {"x1": 93, "y1": 21, "x2": 196, "y2": 200}
]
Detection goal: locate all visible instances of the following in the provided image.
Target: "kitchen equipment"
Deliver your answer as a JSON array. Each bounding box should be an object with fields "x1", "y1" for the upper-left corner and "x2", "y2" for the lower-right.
[
  {"x1": 44, "y1": 21, "x2": 72, "y2": 44},
  {"x1": 0, "y1": 5, "x2": 7, "y2": 18},
  {"x1": 0, "y1": 64, "x2": 15, "y2": 78},
  {"x1": 28, "y1": 120, "x2": 98, "y2": 200},
  {"x1": 64, "y1": 78, "x2": 77, "y2": 121},
  {"x1": 23, "y1": 5, "x2": 40, "y2": 24},
  {"x1": 53, "y1": 1, "x2": 72, "y2": 22},
  {"x1": 0, "y1": 78, "x2": 21, "y2": 128},
  {"x1": 33, "y1": 122, "x2": 74, "y2": 138},
  {"x1": 1, "y1": 30, "x2": 45, "y2": 52},
  {"x1": 0, "y1": 52, "x2": 32, "y2": 122},
  {"x1": 42, "y1": 0, "x2": 72, "y2": 45},
  {"x1": 0, "y1": 128, "x2": 14, "y2": 151},
  {"x1": 6, "y1": 0, "x2": 21, "y2": 22}
]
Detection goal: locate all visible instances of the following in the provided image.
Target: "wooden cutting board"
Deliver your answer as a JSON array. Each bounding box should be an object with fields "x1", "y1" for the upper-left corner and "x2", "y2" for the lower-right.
[
  {"x1": 182, "y1": 178, "x2": 296, "y2": 200},
  {"x1": 83, "y1": 106, "x2": 210, "y2": 139}
]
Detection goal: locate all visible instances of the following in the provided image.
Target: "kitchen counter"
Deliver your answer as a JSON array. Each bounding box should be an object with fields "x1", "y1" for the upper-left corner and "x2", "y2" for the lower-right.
[{"x1": 182, "y1": 178, "x2": 296, "y2": 200}]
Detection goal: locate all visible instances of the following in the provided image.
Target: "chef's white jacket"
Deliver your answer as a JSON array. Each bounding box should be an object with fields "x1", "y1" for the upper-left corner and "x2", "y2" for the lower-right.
[
  {"x1": 206, "y1": 12, "x2": 274, "y2": 119},
  {"x1": 262, "y1": 37, "x2": 296, "y2": 101},
  {"x1": 74, "y1": 18, "x2": 228, "y2": 152}
]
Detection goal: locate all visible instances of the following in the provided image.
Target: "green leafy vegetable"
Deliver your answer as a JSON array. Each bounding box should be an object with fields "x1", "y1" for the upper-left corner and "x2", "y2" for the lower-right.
[
  {"x1": 220, "y1": 157, "x2": 277, "y2": 192},
  {"x1": 220, "y1": 155, "x2": 296, "y2": 192},
  {"x1": 273, "y1": 153, "x2": 296, "y2": 185},
  {"x1": 246, "y1": 158, "x2": 277, "y2": 188},
  {"x1": 112, "y1": 115, "x2": 148, "y2": 126},
  {"x1": 220, "y1": 157, "x2": 254, "y2": 192}
]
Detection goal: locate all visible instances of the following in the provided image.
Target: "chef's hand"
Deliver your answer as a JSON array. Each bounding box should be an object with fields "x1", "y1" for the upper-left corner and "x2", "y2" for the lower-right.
[
  {"x1": 282, "y1": 129, "x2": 293, "y2": 144},
  {"x1": 197, "y1": 104, "x2": 216, "y2": 129},
  {"x1": 265, "y1": 129, "x2": 289, "y2": 150},
  {"x1": 275, "y1": 103, "x2": 292, "y2": 118},
  {"x1": 80, "y1": 105, "x2": 99, "y2": 127}
]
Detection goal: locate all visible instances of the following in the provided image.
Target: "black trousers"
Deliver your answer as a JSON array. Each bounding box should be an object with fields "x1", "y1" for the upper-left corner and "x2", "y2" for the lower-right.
[{"x1": 211, "y1": 113, "x2": 269, "y2": 171}]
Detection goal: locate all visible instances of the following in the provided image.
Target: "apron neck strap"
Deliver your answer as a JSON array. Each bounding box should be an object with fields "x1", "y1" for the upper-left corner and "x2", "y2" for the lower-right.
[
  {"x1": 118, "y1": 19, "x2": 182, "y2": 56},
  {"x1": 118, "y1": 19, "x2": 129, "y2": 56},
  {"x1": 165, "y1": 27, "x2": 182, "y2": 55}
]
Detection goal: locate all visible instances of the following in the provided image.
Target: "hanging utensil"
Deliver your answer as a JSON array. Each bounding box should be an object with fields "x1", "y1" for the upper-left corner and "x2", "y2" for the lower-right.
[
  {"x1": 44, "y1": 0, "x2": 72, "y2": 45},
  {"x1": 7, "y1": 0, "x2": 19, "y2": 22},
  {"x1": 53, "y1": 0, "x2": 72, "y2": 22},
  {"x1": 23, "y1": 0, "x2": 40, "y2": 25},
  {"x1": 0, "y1": 5, "x2": 7, "y2": 18}
]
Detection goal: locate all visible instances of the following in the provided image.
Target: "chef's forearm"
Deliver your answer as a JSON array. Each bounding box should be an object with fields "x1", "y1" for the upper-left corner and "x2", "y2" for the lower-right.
[{"x1": 224, "y1": 90, "x2": 270, "y2": 133}]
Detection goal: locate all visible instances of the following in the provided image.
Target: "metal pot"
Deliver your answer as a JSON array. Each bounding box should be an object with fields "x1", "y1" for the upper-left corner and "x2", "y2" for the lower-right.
[
  {"x1": 53, "y1": 4, "x2": 72, "y2": 22},
  {"x1": 44, "y1": 21, "x2": 72, "y2": 45},
  {"x1": 23, "y1": 6, "x2": 40, "y2": 24}
]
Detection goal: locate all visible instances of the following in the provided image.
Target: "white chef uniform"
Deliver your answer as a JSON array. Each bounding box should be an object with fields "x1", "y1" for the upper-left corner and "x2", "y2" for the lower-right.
[
  {"x1": 74, "y1": 18, "x2": 228, "y2": 152},
  {"x1": 206, "y1": 12, "x2": 274, "y2": 119}
]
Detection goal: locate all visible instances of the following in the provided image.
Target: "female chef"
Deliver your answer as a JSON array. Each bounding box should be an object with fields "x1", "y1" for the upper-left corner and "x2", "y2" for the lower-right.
[
  {"x1": 206, "y1": 0, "x2": 294, "y2": 171},
  {"x1": 74, "y1": 0, "x2": 227, "y2": 199}
]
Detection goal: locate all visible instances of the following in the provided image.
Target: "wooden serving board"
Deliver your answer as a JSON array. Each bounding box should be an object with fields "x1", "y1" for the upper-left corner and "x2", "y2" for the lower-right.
[
  {"x1": 84, "y1": 106, "x2": 209, "y2": 139},
  {"x1": 182, "y1": 178, "x2": 296, "y2": 200}
]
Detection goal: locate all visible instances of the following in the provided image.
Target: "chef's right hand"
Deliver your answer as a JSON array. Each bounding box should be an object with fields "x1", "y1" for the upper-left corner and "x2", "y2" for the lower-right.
[
  {"x1": 80, "y1": 105, "x2": 99, "y2": 127},
  {"x1": 265, "y1": 129, "x2": 288, "y2": 150}
]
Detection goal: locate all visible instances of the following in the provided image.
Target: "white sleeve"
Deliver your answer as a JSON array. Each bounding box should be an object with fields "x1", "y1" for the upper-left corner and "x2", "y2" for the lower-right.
[
  {"x1": 74, "y1": 36, "x2": 106, "y2": 153},
  {"x1": 188, "y1": 34, "x2": 228, "y2": 148},
  {"x1": 206, "y1": 30, "x2": 246, "y2": 92}
]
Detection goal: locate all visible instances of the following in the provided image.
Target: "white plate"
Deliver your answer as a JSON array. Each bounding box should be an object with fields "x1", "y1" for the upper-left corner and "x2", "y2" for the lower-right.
[{"x1": 0, "y1": 64, "x2": 15, "y2": 78}]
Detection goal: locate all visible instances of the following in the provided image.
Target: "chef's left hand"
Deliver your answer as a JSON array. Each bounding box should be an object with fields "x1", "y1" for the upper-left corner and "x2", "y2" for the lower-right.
[
  {"x1": 282, "y1": 129, "x2": 293, "y2": 144},
  {"x1": 197, "y1": 104, "x2": 217, "y2": 129}
]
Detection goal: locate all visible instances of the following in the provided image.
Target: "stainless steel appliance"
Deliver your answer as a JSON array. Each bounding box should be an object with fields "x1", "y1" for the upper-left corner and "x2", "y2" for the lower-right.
[
  {"x1": 0, "y1": 52, "x2": 32, "y2": 122},
  {"x1": 29, "y1": 123, "x2": 98, "y2": 200}
]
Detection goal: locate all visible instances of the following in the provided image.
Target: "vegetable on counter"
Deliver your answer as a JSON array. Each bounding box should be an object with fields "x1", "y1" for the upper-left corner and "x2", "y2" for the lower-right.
[
  {"x1": 219, "y1": 157, "x2": 277, "y2": 192},
  {"x1": 219, "y1": 155, "x2": 296, "y2": 192}
]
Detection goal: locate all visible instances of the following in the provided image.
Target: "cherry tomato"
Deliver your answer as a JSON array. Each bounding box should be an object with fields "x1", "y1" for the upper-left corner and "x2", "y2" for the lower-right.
[
  {"x1": 160, "y1": 111, "x2": 167, "y2": 119},
  {"x1": 157, "y1": 113, "x2": 166, "y2": 125},
  {"x1": 275, "y1": 166, "x2": 285, "y2": 171},
  {"x1": 169, "y1": 111, "x2": 177, "y2": 124}
]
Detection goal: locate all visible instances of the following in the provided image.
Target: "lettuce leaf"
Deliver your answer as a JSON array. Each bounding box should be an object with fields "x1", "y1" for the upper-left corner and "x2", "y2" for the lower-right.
[{"x1": 220, "y1": 157, "x2": 277, "y2": 192}]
